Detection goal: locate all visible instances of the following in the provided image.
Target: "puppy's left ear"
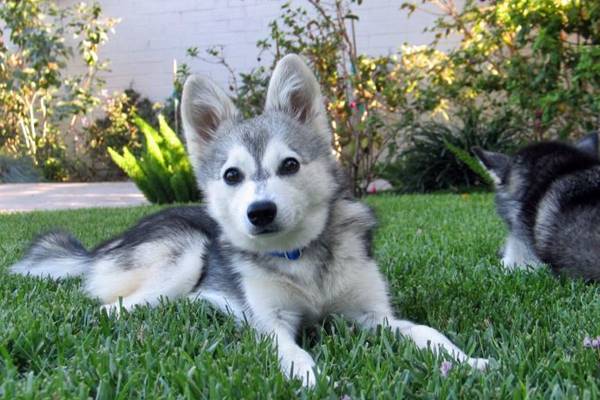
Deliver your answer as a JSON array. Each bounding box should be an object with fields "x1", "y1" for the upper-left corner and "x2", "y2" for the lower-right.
[
  {"x1": 181, "y1": 75, "x2": 239, "y2": 174},
  {"x1": 265, "y1": 54, "x2": 329, "y2": 139},
  {"x1": 575, "y1": 131, "x2": 599, "y2": 158}
]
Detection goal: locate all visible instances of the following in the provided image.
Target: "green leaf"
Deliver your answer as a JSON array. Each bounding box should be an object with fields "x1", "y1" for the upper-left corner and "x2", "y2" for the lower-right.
[
  {"x1": 170, "y1": 171, "x2": 191, "y2": 203},
  {"x1": 158, "y1": 114, "x2": 184, "y2": 151},
  {"x1": 444, "y1": 141, "x2": 494, "y2": 186},
  {"x1": 108, "y1": 147, "x2": 158, "y2": 203},
  {"x1": 134, "y1": 115, "x2": 163, "y2": 147}
]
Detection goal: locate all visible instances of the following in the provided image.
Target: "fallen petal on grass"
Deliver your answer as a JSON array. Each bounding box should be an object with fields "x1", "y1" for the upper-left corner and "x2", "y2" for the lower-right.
[
  {"x1": 440, "y1": 361, "x2": 453, "y2": 377},
  {"x1": 583, "y1": 336, "x2": 600, "y2": 348}
]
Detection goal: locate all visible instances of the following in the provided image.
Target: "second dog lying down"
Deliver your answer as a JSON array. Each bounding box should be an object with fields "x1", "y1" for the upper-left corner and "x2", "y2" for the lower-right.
[
  {"x1": 474, "y1": 132, "x2": 600, "y2": 280},
  {"x1": 10, "y1": 54, "x2": 488, "y2": 386}
]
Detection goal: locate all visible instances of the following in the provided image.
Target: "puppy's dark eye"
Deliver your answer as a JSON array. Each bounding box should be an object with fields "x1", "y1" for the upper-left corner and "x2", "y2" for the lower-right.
[
  {"x1": 278, "y1": 157, "x2": 300, "y2": 176},
  {"x1": 223, "y1": 168, "x2": 244, "y2": 185}
]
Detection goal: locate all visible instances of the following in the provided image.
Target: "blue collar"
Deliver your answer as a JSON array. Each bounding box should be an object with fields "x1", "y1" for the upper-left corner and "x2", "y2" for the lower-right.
[{"x1": 268, "y1": 249, "x2": 302, "y2": 261}]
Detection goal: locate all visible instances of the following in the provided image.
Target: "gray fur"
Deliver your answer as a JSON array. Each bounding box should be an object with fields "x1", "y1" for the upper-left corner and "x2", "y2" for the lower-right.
[{"x1": 474, "y1": 132, "x2": 600, "y2": 280}]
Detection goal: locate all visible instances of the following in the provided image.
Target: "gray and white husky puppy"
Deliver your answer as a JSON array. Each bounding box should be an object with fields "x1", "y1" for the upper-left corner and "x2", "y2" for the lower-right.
[
  {"x1": 11, "y1": 55, "x2": 487, "y2": 386},
  {"x1": 473, "y1": 132, "x2": 600, "y2": 280}
]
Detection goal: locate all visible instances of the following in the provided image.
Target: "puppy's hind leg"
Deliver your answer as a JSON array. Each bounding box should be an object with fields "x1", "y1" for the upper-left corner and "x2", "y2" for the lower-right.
[{"x1": 94, "y1": 235, "x2": 207, "y2": 314}]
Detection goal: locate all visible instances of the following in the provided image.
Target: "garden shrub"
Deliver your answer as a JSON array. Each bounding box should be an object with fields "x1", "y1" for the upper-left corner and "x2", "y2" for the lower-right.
[
  {"x1": 0, "y1": 0, "x2": 117, "y2": 180},
  {"x1": 380, "y1": 110, "x2": 519, "y2": 192},
  {"x1": 400, "y1": 0, "x2": 600, "y2": 140},
  {"x1": 79, "y1": 89, "x2": 157, "y2": 181},
  {"x1": 108, "y1": 115, "x2": 200, "y2": 204}
]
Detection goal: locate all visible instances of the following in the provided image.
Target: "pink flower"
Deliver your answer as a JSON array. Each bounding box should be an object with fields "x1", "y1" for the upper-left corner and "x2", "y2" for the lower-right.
[
  {"x1": 440, "y1": 361, "x2": 453, "y2": 377},
  {"x1": 349, "y1": 101, "x2": 357, "y2": 110},
  {"x1": 583, "y1": 336, "x2": 600, "y2": 348}
]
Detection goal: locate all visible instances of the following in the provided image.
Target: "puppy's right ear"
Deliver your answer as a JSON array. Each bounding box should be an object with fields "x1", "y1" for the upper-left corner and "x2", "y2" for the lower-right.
[
  {"x1": 472, "y1": 147, "x2": 510, "y2": 185},
  {"x1": 575, "y1": 131, "x2": 599, "y2": 158},
  {"x1": 265, "y1": 54, "x2": 330, "y2": 141},
  {"x1": 181, "y1": 75, "x2": 239, "y2": 161}
]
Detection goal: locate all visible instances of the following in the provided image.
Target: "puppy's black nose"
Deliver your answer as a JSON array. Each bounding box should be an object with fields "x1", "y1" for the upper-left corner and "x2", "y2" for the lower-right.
[{"x1": 247, "y1": 201, "x2": 277, "y2": 227}]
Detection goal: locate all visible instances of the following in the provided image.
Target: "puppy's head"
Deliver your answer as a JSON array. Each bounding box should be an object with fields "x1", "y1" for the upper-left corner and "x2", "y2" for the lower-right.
[
  {"x1": 181, "y1": 54, "x2": 339, "y2": 253},
  {"x1": 472, "y1": 132, "x2": 599, "y2": 230}
]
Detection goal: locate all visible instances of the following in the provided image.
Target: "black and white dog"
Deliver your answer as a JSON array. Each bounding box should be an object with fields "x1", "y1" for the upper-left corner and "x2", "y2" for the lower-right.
[
  {"x1": 11, "y1": 54, "x2": 488, "y2": 386},
  {"x1": 474, "y1": 132, "x2": 600, "y2": 280}
]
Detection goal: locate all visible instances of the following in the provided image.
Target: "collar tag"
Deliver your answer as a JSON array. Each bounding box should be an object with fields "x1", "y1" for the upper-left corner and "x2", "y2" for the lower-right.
[{"x1": 268, "y1": 249, "x2": 302, "y2": 261}]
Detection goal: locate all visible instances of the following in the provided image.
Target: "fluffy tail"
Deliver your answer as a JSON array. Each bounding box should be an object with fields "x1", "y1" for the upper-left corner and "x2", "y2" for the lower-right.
[{"x1": 10, "y1": 231, "x2": 91, "y2": 279}]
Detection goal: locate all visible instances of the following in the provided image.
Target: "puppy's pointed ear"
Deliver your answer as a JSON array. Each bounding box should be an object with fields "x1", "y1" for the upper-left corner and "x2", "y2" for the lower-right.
[
  {"x1": 472, "y1": 147, "x2": 510, "y2": 185},
  {"x1": 265, "y1": 54, "x2": 329, "y2": 139},
  {"x1": 575, "y1": 131, "x2": 599, "y2": 158},
  {"x1": 181, "y1": 75, "x2": 239, "y2": 161}
]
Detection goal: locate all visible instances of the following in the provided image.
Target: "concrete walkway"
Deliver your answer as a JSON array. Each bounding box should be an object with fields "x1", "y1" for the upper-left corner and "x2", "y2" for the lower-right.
[{"x1": 0, "y1": 182, "x2": 149, "y2": 213}]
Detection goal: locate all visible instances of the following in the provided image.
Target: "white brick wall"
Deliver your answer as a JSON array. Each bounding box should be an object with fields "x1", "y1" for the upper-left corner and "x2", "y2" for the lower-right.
[{"x1": 62, "y1": 0, "x2": 460, "y2": 102}]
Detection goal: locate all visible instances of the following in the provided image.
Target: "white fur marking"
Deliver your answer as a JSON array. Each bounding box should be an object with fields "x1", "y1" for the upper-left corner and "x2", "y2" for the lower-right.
[{"x1": 501, "y1": 234, "x2": 543, "y2": 270}]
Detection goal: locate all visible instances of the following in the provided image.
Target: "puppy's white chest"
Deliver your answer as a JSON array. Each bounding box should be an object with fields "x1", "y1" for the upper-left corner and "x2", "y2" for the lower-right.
[
  {"x1": 238, "y1": 257, "x2": 334, "y2": 319},
  {"x1": 273, "y1": 259, "x2": 331, "y2": 312}
]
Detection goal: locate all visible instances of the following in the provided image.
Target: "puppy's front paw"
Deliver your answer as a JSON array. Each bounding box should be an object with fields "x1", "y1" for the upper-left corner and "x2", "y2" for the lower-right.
[
  {"x1": 280, "y1": 348, "x2": 317, "y2": 387},
  {"x1": 467, "y1": 357, "x2": 489, "y2": 371},
  {"x1": 500, "y1": 254, "x2": 518, "y2": 270},
  {"x1": 293, "y1": 361, "x2": 317, "y2": 388},
  {"x1": 100, "y1": 303, "x2": 122, "y2": 317}
]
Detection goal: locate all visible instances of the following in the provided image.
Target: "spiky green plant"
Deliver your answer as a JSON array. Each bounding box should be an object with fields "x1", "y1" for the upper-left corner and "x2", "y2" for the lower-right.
[
  {"x1": 108, "y1": 115, "x2": 200, "y2": 204},
  {"x1": 444, "y1": 141, "x2": 494, "y2": 186}
]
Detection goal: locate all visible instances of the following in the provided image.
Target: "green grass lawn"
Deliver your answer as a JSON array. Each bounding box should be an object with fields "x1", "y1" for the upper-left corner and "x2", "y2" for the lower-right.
[{"x1": 2, "y1": 194, "x2": 600, "y2": 399}]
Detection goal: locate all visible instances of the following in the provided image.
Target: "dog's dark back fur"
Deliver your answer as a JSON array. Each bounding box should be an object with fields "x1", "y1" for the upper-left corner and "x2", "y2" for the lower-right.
[
  {"x1": 475, "y1": 133, "x2": 600, "y2": 280},
  {"x1": 515, "y1": 142, "x2": 600, "y2": 236},
  {"x1": 528, "y1": 143, "x2": 600, "y2": 279}
]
